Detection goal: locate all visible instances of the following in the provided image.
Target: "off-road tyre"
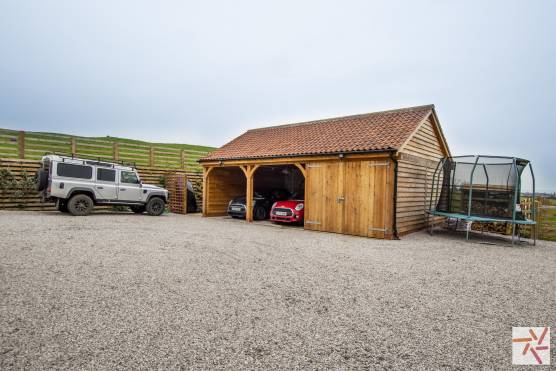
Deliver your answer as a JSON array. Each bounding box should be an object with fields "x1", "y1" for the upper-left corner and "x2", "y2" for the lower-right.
[
  {"x1": 145, "y1": 197, "x2": 165, "y2": 216},
  {"x1": 35, "y1": 169, "x2": 48, "y2": 191},
  {"x1": 253, "y1": 206, "x2": 266, "y2": 220},
  {"x1": 67, "y1": 194, "x2": 94, "y2": 216},
  {"x1": 130, "y1": 205, "x2": 146, "y2": 214},
  {"x1": 56, "y1": 199, "x2": 69, "y2": 213}
]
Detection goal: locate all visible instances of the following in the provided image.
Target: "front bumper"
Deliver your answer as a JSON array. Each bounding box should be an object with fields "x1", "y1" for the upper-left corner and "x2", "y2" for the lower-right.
[
  {"x1": 228, "y1": 204, "x2": 246, "y2": 218},
  {"x1": 270, "y1": 207, "x2": 302, "y2": 223},
  {"x1": 270, "y1": 214, "x2": 300, "y2": 222}
]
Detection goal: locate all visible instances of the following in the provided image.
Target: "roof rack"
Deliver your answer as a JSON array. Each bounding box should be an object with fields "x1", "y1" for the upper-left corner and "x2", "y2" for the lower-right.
[{"x1": 44, "y1": 152, "x2": 136, "y2": 168}]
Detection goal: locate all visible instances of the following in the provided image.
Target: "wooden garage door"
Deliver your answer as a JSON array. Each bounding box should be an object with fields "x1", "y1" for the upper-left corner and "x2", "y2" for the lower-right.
[
  {"x1": 343, "y1": 160, "x2": 390, "y2": 238},
  {"x1": 305, "y1": 160, "x2": 391, "y2": 238},
  {"x1": 304, "y1": 162, "x2": 343, "y2": 233}
]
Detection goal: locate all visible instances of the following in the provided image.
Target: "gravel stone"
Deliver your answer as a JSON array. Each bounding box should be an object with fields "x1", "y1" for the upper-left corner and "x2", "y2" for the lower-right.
[{"x1": 0, "y1": 211, "x2": 555, "y2": 369}]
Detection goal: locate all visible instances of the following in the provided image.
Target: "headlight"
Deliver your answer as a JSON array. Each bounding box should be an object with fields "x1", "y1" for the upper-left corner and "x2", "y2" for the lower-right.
[{"x1": 295, "y1": 203, "x2": 304, "y2": 211}]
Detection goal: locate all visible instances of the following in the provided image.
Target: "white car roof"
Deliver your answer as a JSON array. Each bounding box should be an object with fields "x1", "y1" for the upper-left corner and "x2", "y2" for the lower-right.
[{"x1": 42, "y1": 154, "x2": 135, "y2": 171}]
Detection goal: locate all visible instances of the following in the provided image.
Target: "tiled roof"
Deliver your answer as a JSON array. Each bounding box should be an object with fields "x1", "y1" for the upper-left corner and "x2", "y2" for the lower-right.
[{"x1": 200, "y1": 105, "x2": 434, "y2": 161}]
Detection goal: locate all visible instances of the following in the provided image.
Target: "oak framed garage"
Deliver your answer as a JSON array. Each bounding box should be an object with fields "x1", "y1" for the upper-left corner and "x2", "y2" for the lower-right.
[{"x1": 199, "y1": 105, "x2": 450, "y2": 239}]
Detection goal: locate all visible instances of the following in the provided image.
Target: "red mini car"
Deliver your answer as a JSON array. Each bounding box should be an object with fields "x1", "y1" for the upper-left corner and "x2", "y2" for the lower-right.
[{"x1": 270, "y1": 200, "x2": 304, "y2": 224}]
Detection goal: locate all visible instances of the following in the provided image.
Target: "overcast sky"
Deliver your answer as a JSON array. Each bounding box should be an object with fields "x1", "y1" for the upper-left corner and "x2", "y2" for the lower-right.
[{"x1": 1, "y1": 1, "x2": 555, "y2": 191}]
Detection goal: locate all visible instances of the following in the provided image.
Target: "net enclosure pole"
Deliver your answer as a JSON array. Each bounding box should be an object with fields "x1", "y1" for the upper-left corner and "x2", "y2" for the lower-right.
[
  {"x1": 434, "y1": 158, "x2": 445, "y2": 212},
  {"x1": 511, "y1": 158, "x2": 518, "y2": 245},
  {"x1": 449, "y1": 162, "x2": 457, "y2": 213},
  {"x1": 429, "y1": 158, "x2": 443, "y2": 212},
  {"x1": 466, "y1": 156, "x2": 480, "y2": 240},
  {"x1": 483, "y1": 164, "x2": 489, "y2": 216},
  {"x1": 429, "y1": 158, "x2": 444, "y2": 235},
  {"x1": 529, "y1": 163, "x2": 536, "y2": 245}
]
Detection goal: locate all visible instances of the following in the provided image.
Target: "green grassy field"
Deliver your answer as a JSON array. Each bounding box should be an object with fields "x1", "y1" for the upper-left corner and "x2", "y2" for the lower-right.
[
  {"x1": 33, "y1": 132, "x2": 215, "y2": 153},
  {"x1": 540, "y1": 198, "x2": 556, "y2": 241}
]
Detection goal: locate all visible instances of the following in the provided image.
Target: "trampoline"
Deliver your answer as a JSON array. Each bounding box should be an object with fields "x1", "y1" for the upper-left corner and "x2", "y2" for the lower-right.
[{"x1": 426, "y1": 155, "x2": 537, "y2": 244}]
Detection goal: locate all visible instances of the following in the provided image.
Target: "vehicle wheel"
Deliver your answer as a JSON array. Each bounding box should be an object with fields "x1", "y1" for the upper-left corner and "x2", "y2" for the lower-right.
[
  {"x1": 56, "y1": 199, "x2": 69, "y2": 213},
  {"x1": 35, "y1": 169, "x2": 48, "y2": 191},
  {"x1": 253, "y1": 206, "x2": 266, "y2": 220},
  {"x1": 146, "y1": 197, "x2": 165, "y2": 216},
  {"x1": 67, "y1": 194, "x2": 94, "y2": 216},
  {"x1": 130, "y1": 205, "x2": 146, "y2": 214}
]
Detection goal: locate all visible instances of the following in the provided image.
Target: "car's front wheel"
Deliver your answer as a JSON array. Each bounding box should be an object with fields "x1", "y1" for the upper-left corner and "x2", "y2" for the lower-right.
[
  {"x1": 145, "y1": 198, "x2": 165, "y2": 216},
  {"x1": 67, "y1": 194, "x2": 94, "y2": 216},
  {"x1": 130, "y1": 205, "x2": 146, "y2": 214}
]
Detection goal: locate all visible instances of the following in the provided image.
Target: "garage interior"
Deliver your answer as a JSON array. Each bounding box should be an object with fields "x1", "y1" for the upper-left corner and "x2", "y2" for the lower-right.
[
  {"x1": 202, "y1": 164, "x2": 305, "y2": 218},
  {"x1": 253, "y1": 165, "x2": 304, "y2": 200}
]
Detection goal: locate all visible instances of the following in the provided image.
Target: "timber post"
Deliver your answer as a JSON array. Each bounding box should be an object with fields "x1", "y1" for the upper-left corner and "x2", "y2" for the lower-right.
[
  {"x1": 245, "y1": 165, "x2": 254, "y2": 222},
  {"x1": 113, "y1": 142, "x2": 119, "y2": 161},
  {"x1": 18, "y1": 131, "x2": 25, "y2": 159},
  {"x1": 202, "y1": 166, "x2": 213, "y2": 216},
  {"x1": 180, "y1": 149, "x2": 186, "y2": 169},
  {"x1": 70, "y1": 137, "x2": 76, "y2": 157},
  {"x1": 183, "y1": 174, "x2": 188, "y2": 214}
]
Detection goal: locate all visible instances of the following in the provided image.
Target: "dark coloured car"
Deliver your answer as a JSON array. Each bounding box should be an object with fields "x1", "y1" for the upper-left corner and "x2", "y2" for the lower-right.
[
  {"x1": 186, "y1": 180, "x2": 198, "y2": 213},
  {"x1": 227, "y1": 189, "x2": 290, "y2": 220}
]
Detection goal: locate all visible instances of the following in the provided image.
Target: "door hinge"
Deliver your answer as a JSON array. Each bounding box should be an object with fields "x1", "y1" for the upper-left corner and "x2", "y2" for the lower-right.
[
  {"x1": 368, "y1": 227, "x2": 388, "y2": 232},
  {"x1": 369, "y1": 162, "x2": 390, "y2": 167},
  {"x1": 305, "y1": 220, "x2": 321, "y2": 225}
]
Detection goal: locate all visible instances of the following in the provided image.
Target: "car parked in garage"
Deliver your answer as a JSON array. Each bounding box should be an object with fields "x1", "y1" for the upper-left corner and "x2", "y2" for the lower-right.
[
  {"x1": 270, "y1": 200, "x2": 304, "y2": 224},
  {"x1": 227, "y1": 189, "x2": 290, "y2": 220}
]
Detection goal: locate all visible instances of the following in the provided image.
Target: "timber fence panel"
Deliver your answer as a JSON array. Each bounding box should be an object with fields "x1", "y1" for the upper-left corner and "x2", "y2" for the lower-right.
[
  {"x1": 0, "y1": 129, "x2": 212, "y2": 172},
  {"x1": 0, "y1": 158, "x2": 204, "y2": 211}
]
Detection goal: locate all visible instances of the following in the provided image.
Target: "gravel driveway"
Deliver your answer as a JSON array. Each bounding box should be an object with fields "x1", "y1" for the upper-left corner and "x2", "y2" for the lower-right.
[{"x1": 1, "y1": 211, "x2": 555, "y2": 369}]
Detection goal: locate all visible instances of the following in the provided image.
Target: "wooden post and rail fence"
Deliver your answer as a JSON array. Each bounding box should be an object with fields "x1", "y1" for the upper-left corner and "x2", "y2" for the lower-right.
[
  {"x1": 1, "y1": 129, "x2": 207, "y2": 171},
  {"x1": 0, "y1": 129, "x2": 213, "y2": 212}
]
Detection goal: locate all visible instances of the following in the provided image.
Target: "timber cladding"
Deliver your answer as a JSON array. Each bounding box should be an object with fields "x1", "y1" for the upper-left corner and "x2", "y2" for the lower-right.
[
  {"x1": 396, "y1": 117, "x2": 448, "y2": 235},
  {"x1": 200, "y1": 104, "x2": 451, "y2": 239},
  {"x1": 204, "y1": 167, "x2": 245, "y2": 216},
  {"x1": 0, "y1": 158, "x2": 203, "y2": 211}
]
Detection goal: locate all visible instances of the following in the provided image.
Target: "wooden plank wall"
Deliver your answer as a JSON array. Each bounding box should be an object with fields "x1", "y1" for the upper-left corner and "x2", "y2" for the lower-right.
[
  {"x1": 397, "y1": 117, "x2": 446, "y2": 234},
  {"x1": 0, "y1": 158, "x2": 203, "y2": 211},
  {"x1": 205, "y1": 167, "x2": 245, "y2": 216}
]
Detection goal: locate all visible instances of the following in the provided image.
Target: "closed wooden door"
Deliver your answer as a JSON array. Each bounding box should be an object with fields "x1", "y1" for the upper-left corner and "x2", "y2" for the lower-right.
[
  {"x1": 304, "y1": 162, "x2": 343, "y2": 233},
  {"x1": 305, "y1": 160, "x2": 391, "y2": 238},
  {"x1": 343, "y1": 160, "x2": 390, "y2": 238}
]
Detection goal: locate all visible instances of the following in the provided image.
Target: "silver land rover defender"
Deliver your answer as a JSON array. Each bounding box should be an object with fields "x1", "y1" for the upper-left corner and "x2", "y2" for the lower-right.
[{"x1": 36, "y1": 154, "x2": 169, "y2": 216}]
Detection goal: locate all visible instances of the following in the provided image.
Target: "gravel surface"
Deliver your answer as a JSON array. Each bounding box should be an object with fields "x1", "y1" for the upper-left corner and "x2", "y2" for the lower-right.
[{"x1": 1, "y1": 210, "x2": 555, "y2": 370}]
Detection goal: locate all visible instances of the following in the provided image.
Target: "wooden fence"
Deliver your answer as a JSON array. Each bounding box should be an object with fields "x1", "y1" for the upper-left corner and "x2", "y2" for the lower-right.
[
  {"x1": 0, "y1": 158, "x2": 203, "y2": 211},
  {"x1": 0, "y1": 129, "x2": 211, "y2": 172}
]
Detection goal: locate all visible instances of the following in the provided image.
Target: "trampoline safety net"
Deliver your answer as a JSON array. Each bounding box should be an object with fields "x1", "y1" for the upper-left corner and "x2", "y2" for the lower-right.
[{"x1": 433, "y1": 156, "x2": 532, "y2": 220}]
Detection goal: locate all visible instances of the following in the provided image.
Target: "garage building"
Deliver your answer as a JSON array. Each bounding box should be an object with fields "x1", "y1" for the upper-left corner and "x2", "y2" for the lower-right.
[{"x1": 199, "y1": 104, "x2": 450, "y2": 239}]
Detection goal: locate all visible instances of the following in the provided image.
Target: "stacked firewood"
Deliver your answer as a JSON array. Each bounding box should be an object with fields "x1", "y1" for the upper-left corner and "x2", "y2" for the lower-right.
[{"x1": 471, "y1": 222, "x2": 511, "y2": 235}]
